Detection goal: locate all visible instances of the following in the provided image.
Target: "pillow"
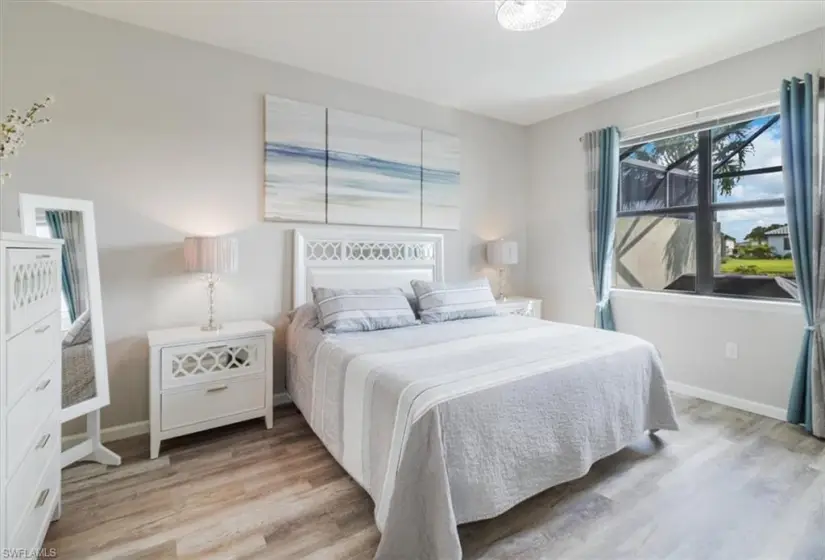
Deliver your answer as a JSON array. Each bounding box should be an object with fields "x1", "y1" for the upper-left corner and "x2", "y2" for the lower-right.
[
  {"x1": 63, "y1": 309, "x2": 92, "y2": 347},
  {"x1": 405, "y1": 293, "x2": 420, "y2": 319},
  {"x1": 411, "y1": 278, "x2": 497, "y2": 324},
  {"x1": 312, "y1": 287, "x2": 417, "y2": 333},
  {"x1": 288, "y1": 303, "x2": 321, "y2": 330}
]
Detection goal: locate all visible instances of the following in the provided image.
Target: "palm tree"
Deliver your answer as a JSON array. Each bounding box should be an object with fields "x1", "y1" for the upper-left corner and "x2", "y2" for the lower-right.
[{"x1": 624, "y1": 120, "x2": 758, "y2": 203}]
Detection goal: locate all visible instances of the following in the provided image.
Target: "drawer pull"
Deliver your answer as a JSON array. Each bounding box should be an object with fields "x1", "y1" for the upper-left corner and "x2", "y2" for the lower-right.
[
  {"x1": 35, "y1": 324, "x2": 51, "y2": 334},
  {"x1": 36, "y1": 433, "x2": 52, "y2": 449},
  {"x1": 206, "y1": 385, "x2": 228, "y2": 393},
  {"x1": 205, "y1": 345, "x2": 228, "y2": 351},
  {"x1": 36, "y1": 378, "x2": 52, "y2": 392},
  {"x1": 36, "y1": 253, "x2": 52, "y2": 260},
  {"x1": 35, "y1": 489, "x2": 50, "y2": 508}
]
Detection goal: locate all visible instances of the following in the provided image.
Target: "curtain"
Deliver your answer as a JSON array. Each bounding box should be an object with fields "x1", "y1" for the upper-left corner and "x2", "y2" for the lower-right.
[
  {"x1": 585, "y1": 127, "x2": 620, "y2": 330},
  {"x1": 46, "y1": 210, "x2": 88, "y2": 323},
  {"x1": 783, "y1": 73, "x2": 825, "y2": 438}
]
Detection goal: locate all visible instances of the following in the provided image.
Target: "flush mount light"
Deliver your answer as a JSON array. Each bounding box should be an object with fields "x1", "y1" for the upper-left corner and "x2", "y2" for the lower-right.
[{"x1": 495, "y1": 0, "x2": 567, "y2": 31}]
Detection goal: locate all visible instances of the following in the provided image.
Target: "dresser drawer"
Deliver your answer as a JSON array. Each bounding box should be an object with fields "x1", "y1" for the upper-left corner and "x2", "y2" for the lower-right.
[
  {"x1": 5, "y1": 311, "x2": 61, "y2": 407},
  {"x1": 160, "y1": 335, "x2": 266, "y2": 390},
  {"x1": 6, "y1": 413, "x2": 60, "y2": 540},
  {"x1": 6, "y1": 361, "x2": 60, "y2": 477},
  {"x1": 5, "y1": 248, "x2": 61, "y2": 337},
  {"x1": 7, "y1": 453, "x2": 60, "y2": 551},
  {"x1": 161, "y1": 375, "x2": 266, "y2": 431}
]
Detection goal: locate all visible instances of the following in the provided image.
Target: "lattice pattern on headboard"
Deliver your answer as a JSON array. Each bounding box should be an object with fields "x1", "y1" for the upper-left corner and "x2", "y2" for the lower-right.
[
  {"x1": 293, "y1": 228, "x2": 444, "y2": 306},
  {"x1": 305, "y1": 240, "x2": 436, "y2": 263}
]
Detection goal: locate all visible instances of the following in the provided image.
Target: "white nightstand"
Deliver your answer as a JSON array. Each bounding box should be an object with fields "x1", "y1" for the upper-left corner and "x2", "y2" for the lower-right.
[
  {"x1": 147, "y1": 320, "x2": 274, "y2": 459},
  {"x1": 496, "y1": 296, "x2": 543, "y2": 319}
]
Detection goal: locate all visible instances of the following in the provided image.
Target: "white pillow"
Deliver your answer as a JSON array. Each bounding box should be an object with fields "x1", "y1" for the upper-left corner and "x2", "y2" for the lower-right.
[
  {"x1": 63, "y1": 309, "x2": 92, "y2": 347},
  {"x1": 411, "y1": 278, "x2": 497, "y2": 324},
  {"x1": 312, "y1": 287, "x2": 417, "y2": 333}
]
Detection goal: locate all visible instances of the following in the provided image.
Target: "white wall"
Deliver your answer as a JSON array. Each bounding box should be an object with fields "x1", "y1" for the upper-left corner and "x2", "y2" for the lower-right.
[
  {"x1": 528, "y1": 28, "x2": 824, "y2": 414},
  {"x1": 0, "y1": 2, "x2": 529, "y2": 431},
  {"x1": 767, "y1": 236, "x2": 791, "y2": 256}
]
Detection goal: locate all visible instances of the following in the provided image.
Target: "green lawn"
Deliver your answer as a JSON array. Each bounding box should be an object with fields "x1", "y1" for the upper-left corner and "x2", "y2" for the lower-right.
[{"x1": 720, "y1": 258, "x2": 795, "y2": 276}]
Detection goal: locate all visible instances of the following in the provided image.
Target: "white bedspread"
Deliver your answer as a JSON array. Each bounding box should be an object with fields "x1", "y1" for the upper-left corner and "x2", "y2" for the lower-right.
[{"x1": 287, "y1": 315, "x2": 679, "y2": 559}]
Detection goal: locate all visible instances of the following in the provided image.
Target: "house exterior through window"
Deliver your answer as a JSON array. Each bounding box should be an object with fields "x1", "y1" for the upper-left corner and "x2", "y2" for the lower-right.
[{"x1": 615, "y1": 109, "x2": 794, "y2": 300}]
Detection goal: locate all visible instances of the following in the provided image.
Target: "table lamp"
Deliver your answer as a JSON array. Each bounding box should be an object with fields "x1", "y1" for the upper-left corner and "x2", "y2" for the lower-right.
[
  {"x1": 184, "y1": 236, "x2": 238, "y2": 331},
  {"x1": 486, "y1": 239, "x2": 518, "y2": 301}
]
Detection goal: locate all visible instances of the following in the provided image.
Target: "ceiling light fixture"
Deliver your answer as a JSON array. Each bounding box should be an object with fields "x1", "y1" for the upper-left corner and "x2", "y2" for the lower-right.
[{"x1": 495, "y1": 0, "x2": 567, "y2": 31}]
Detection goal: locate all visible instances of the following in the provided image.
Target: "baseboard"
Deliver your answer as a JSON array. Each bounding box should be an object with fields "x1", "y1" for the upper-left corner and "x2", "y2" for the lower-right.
[
  {"x1": 668, "y1": 381, "x2": 787, "y2": 421},
  {"x1": 62, "y1": 420, "x2": 150, "y2": 448},
  {"x1": 61, "y1": 393, "x2": 295, "y2": 446},
  {"x1": 59, "y1": 387, "x2": 784, "y2": 446}
]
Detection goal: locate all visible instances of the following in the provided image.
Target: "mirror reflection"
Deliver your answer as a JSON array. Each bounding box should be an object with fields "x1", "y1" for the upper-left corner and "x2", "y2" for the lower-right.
[{"x1": 34, "y1": 208, "x2": 97, "y2": 408}]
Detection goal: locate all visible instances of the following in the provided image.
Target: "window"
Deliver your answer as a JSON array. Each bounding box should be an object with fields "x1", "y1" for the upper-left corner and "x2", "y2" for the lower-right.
[
  {"x1": 616, "y1": 112, "x2": 795, "y2": 300},
  {"x1": 36, "y1": 220, "x2": 74, "y2": 330}
]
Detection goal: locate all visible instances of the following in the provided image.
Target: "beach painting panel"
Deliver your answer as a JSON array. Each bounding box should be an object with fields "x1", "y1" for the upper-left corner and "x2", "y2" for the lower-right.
[
  {"x1": 264, "y1": 95, "x2": 327, "y2": 223},
  {"x1": 422, "y1": 130, "x2": 461, "y2": 230},
  {"x1": 327, "y1": 109, "x2": 422, "y2": 228}
]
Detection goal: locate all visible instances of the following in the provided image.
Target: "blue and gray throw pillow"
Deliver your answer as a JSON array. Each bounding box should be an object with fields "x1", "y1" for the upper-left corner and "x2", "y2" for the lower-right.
[
  {"x1": 312, "y1": 287, "x2": 417, "y2": 333},
  {"x1": 411, "y1": 278, "x2": 497, "y2": 324}
]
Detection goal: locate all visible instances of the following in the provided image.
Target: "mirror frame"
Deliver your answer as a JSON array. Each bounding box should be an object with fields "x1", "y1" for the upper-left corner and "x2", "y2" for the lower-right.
[{"x1": 19, "y1": 194, "x2": 111, "y2": 423}]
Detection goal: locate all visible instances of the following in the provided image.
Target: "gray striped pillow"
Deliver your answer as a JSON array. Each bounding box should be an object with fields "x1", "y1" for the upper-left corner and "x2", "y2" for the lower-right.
[
  {"x1": 312, "y1": 287, "x2": 417, "y2": 333},
  {"x1": 411, "y1": 278, "x2": 497, "y2": 324}
]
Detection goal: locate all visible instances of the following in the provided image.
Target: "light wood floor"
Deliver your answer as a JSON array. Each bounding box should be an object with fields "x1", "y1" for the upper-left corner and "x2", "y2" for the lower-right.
[{"x1": 46, "y1": 395, "x2": 825, "y2": 559}]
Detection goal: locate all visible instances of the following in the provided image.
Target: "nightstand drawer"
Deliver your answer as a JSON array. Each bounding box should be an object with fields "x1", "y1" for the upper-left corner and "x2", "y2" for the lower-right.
[
  {"x1": 161, "y1": 375, "x2": 266, "y2": 430},
  {"x1": 160, "y1": 335, "x2": 266, "y2": 389},
  {"x1": 148, "y1": 320, "x2": 275, "y2": 458}
]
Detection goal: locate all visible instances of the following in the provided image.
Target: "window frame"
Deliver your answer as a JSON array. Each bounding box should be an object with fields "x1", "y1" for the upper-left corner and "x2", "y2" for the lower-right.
[{"x1": 617, "y1": 110, "x2": 789, "y2": 300}]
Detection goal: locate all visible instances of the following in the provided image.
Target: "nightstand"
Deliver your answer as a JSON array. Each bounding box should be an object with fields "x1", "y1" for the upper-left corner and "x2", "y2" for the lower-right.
[
  {"x1": 496, "y1": 296, "x2": 543, "y2": 319},
  {"x1": 147, "y1": 320, "x2": 274, "y2": 459}
]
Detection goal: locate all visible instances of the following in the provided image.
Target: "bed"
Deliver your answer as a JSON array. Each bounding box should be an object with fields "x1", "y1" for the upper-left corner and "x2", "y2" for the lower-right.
[
  {"x1": 62, "y1": 340, "x2": 97, "y2": 408},
  {"x1": 286, "y1": 228, "x2": 679, "y2": 559}
]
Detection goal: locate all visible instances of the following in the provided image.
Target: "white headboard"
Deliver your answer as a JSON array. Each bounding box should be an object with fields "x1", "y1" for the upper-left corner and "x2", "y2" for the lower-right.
[{"x1": 293, "y1": 228, "x2": 445, "y2": 306}]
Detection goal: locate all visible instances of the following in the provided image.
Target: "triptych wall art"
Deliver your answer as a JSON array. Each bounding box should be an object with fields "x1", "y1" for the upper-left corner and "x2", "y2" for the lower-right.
[{"x1": 264, "y1": 95, "x2": 461, "y2": 230}]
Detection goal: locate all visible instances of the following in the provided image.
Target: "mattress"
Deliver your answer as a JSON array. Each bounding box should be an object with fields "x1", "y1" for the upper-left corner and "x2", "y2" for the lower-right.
[{"x1": 286, "y1": 312, "x2": 679, "y2": 559}]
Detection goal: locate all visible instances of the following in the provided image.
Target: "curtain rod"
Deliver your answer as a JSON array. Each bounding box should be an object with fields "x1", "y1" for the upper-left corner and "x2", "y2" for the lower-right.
[{"x1": 577, "y1": 88, "x2": 778, "y2": 143}]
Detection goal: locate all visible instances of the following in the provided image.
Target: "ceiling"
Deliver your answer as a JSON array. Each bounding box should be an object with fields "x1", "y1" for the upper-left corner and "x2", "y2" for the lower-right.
[{"x1": 53, "y1": 0, "x2": 825, "y2": 125}]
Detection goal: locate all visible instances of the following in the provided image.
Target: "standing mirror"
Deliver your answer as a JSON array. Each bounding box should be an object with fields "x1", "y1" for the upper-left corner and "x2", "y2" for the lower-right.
[{"x1": 19, "y1": 194, "x2": 120, "y2": 468}]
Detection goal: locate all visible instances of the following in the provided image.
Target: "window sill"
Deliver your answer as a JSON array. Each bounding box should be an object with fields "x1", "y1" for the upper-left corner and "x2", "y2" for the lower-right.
[{"x1": 611, "y1": 288, "x2": 802, "y2": 315}]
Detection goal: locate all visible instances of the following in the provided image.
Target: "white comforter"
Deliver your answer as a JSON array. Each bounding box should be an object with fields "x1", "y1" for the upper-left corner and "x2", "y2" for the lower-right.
[{"x1": 287, "y1": 314, "x2": 679, "y2": 559}]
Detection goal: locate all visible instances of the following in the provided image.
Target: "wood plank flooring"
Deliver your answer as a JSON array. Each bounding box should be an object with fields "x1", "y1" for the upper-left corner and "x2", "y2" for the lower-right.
[{"x1": 45, "y1": 395, "x2": 825, "y2": 559}]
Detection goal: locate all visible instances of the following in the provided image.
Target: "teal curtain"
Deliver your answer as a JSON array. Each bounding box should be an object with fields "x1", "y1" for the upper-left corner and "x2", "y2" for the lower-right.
[
  {"x1": 585, "y1": 127, "x2": 620, "y2": 330},
  {"x1": 46, "y1": 210, "x2": 79, "y2": 323},
  {"x1": 782, "y1": 73, "x2": 824, "y2": 437}
]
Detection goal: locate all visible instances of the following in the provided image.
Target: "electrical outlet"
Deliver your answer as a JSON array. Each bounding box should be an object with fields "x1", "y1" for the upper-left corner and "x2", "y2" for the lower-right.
[{"x1": 725, "y1": 342, "x2": 738, "y2": 360}]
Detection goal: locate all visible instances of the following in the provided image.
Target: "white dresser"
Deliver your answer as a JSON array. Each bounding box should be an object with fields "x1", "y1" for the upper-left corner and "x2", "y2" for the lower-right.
[
  {"x1": 148, "y1": 320, "x2": 275, "y2": 459},
  {"x1": 0, "y1": 233, "x2": 64, "y2": 552}
]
